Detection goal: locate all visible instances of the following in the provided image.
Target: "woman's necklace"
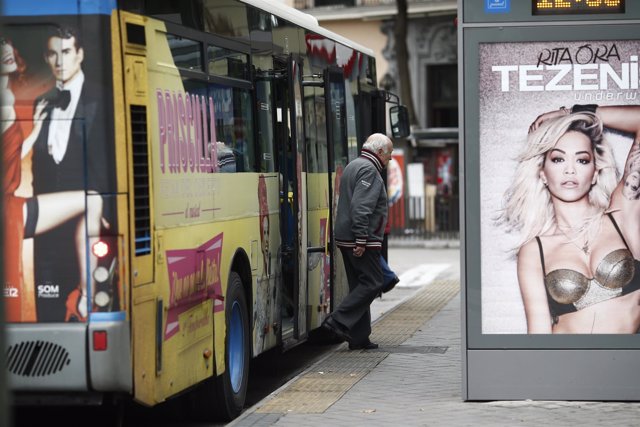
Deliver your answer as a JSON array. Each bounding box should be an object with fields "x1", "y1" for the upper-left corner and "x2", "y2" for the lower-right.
[{"x1": 557, "y1": 223, "x2": 590, "y2": 255}]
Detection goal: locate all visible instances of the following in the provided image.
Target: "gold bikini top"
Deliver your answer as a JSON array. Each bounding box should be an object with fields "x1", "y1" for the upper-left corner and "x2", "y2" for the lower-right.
[
  {"x1": 536, "y1": 214, "x2": 638, "y2": 313},
  {"x1": 544, "y1": 248, "x2": 635, "y2": 310}
]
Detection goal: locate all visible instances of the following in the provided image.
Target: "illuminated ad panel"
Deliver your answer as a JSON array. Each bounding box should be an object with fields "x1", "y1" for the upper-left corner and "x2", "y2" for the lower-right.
[{"x1": 479, "y1": 40, "x2": 640, "y2": 334}]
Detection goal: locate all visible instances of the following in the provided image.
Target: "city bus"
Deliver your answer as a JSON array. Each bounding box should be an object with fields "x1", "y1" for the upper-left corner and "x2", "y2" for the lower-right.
[{"x1": 1, "y1": 0, "x2": 408, "y2": 420}]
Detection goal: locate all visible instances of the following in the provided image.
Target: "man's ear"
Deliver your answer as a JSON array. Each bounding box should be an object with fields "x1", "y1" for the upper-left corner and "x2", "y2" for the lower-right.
[{"x1": 78, "y1": 47, "x2": 85, "y2": 63}]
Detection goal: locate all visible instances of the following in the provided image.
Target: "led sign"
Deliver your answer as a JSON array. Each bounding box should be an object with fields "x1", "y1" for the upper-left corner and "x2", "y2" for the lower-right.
[{"x1": 533, "y1": 0, "x2": 625, "y2": 15}]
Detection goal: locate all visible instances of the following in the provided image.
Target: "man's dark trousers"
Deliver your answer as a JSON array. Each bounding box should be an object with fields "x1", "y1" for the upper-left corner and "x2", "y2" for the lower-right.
[{"x1": 332, "y1": 247, "x2": 383, "y2": 345}]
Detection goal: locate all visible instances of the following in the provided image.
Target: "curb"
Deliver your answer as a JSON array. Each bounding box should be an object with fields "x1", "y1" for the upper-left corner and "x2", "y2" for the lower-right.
[{"x1": 388, "y1": 239, "x2": 460, "y2": 249}]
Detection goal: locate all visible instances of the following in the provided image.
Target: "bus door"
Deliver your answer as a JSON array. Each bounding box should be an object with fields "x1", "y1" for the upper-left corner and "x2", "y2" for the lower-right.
[
  {"x1": 323, "y1": 67, "x2": 348, "y2": 311},
  {"x1": 301, "y1": 66, "x2": 349, "y2": 327},
  {"x1": 273, "y1": 56, "x2": 307, "y2": 343},
  {"x1": 288, "y1": 57, "x2": 309, "y2": 340}
]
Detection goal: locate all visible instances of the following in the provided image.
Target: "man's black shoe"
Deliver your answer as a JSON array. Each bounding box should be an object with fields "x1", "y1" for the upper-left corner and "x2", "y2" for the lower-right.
[
  {"x1": 382, "y1": 276, "x2": 400, "y2": 294},
  {"x1": 349, "y1": 340, "x2": 379, "y2": 351},
  {"x1": 322, "y1": 316, "x2": 352, "y2": 342}
]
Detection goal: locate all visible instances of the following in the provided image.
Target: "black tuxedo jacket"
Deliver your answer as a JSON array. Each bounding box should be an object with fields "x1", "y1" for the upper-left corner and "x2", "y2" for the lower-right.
[
  {"x1": 31, "y1": 79, "x2": 116, "y2": 321},
  {"x1": 32, "y1": 81, "x2": 115, "y2": 194}
]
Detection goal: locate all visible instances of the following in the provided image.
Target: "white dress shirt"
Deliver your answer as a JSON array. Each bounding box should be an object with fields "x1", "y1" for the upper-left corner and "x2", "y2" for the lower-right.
[{"x1": 47, "y1": 71, "x2": 84, "y2": 164}]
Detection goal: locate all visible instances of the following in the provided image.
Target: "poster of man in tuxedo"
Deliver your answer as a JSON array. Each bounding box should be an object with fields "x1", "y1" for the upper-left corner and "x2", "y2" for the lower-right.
[{"x1": 1, "y1": 16, "x2": 118, "y2": 322}]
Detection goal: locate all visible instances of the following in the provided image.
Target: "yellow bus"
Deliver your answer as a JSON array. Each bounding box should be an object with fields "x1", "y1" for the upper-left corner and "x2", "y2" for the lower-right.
[{"x1": 2, "y1": 0, "x2": 407, "y2": 420}]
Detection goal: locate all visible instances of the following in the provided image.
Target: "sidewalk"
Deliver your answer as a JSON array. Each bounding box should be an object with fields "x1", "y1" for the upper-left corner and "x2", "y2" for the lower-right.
[
  {"x1": 388, "y1": 237, "x2": 460, "y2": 250},
  {"x1": 231, "y1": 268, "x2": 640, "y2": 427}
]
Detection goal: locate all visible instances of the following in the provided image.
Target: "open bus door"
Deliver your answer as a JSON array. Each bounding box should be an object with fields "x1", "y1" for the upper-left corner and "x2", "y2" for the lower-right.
[
  {"x1": 287, "y1": 57, "x2": 308, "y2": 341},
  {"x1": 274, "y1": 56, "x2": 308, "y2": 344},
  {"x1": 323, "y1": 66, "x2": 348, "y2": 312},
  {"x1": 277, "y1": 59, "x2": 347, "y2": 345},
  {"x1": 287, "y1": 62, "x2": 348, "y2": 341}
]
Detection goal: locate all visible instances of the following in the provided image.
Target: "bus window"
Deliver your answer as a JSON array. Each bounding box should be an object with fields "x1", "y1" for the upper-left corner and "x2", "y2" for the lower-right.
[
  {"x1": 203, "y1": 0, "x2": 250, "y2": 41},
  {"x1": 256, "y1": 78, "x2": 275, "y2": 172},
  {"x1": 207, "y1": 45, "x2": 249, "y2": 80},
  {"x1": 143, "y1": 0, "x2": 204, "y2": 30},
  {"x1": 305, "y1": 93, "x2": 329, "y2": 174},
  {"x1": 363, "y1": 55, "x2": 376, "y2": 87},
  {"x1": 179, "y1": 79, "x2": 254, "y2": 173},
  {"x1": 326, "y1": 71, "x2": 348, "y2": 169},
  {"x1": 304, "y1": 94, "x2": 319, "y2": 173},
  {"x1": 346, "y1": 79, "x2": 358, "y2": 162},
  {"x1": 209, "y1": 85, "x2": 255, "y2": 172},
  {"x1": 249, "y1": 9, "x2": 275, "y2": 173},
  {"x1": 166, "y1": 33, "x2": 203, "y2": 72}
]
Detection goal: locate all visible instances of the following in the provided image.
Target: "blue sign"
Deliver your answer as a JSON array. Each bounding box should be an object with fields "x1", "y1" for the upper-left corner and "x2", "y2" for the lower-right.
[
  {"x1": 2, "y1": 0, "x2": 117, "y2": 16},
  {"x1": 485, "y1": 0, "x2": 510, "y2": 14}
]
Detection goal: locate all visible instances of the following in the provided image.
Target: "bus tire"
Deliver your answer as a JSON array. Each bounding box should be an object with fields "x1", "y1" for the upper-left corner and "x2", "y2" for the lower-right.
[
  {"x1": 216, "y1": 271, "x2": 250, "y2": 420},
  {"x1": 188, "y1": 271, "x2": 249, "y2": 421}
]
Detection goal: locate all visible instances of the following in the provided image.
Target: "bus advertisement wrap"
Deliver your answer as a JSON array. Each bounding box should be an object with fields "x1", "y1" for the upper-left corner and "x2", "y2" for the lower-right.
[
  {"x1": 165, "y1": 233, "x2": 223, "y2": 340},
  {"x1": 2, "y1": 15, "x2": 118, "y2": 323},
  {"x1": 479, "y1": 39, "x2": 640, "y2": 334}
]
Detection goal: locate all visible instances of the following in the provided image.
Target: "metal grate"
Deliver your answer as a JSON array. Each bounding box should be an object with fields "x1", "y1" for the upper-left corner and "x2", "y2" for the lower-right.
[
  {"x1": 370, "y1": 345, "x2": 448, "y2": 354},
  {"x1": 130, "y1": 105, "x2": 151, "y2": 256},
  {"x1": 6, "y1": 341, "x2": 71, "y2": 377}
]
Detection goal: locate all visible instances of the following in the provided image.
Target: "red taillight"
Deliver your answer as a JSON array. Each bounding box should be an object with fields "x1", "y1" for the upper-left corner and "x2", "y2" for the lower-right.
[
  {"x1": 92, "y1": 240, "x2": 109, "y2": 258},
  {"x1": 93, "y1": 330, "x2": 108, "y2": 351}
]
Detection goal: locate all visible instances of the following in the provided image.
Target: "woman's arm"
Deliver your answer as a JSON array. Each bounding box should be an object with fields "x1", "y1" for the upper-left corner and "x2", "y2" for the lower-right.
[
  {"x1": 517, "y1": 239, "x2": 553, "y2": 334},
  {"x1": 21, "y1": 99, "x2": 48, "y2": 159},
  {"x1": 595, "y1": 105, "x2": 640, "y2": 136},
  {"x1": 597, "y1": 106, "x2": 640, "y2": 257}
]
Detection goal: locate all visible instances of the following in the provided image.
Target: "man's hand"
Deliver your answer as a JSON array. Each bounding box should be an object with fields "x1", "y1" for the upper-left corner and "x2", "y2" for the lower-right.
[{"x1": 353, "y1": 246, "x2": 365, "y2": 257}]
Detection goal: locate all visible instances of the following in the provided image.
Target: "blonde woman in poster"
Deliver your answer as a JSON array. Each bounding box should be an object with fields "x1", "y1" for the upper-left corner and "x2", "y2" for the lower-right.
[{"x1": 499, "y1": 104, "x2": 640, "y2": 334}]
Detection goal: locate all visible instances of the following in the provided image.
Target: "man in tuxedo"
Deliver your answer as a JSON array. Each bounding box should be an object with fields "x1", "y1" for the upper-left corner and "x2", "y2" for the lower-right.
[{"x1": 31, "y1": 25, "x2": 113, "y2": 322}]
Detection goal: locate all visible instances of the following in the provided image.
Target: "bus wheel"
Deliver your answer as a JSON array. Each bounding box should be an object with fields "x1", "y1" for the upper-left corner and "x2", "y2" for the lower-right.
[
  {"x1": 217, "y1": 271, "x2": 250, "y2": 420},
  {"x1": 188, "y1": 271, "x2": 249, "y2": 421}
]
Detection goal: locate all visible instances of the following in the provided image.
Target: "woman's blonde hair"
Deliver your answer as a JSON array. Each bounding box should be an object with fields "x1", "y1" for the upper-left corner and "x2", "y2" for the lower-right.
[{"x1": 497, "y1": 112, "x2": 618, "y2": 251}]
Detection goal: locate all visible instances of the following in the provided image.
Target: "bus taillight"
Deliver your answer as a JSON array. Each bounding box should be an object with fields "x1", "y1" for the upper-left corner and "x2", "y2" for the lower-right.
[
  {"x1": 91, "y1": 236, "x2": 119, "y2": 313},
  {"x1": 93, "y1": 330, "x2": 108, "y2": 351},
  {"x1": 92, "y1": 240, "x2": 110, "y2": 258}
]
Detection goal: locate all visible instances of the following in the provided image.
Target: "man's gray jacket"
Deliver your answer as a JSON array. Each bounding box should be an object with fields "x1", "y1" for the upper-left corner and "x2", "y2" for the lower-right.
[{"x1": 335, "y1": 149, "x2": 388, "y2": 249}]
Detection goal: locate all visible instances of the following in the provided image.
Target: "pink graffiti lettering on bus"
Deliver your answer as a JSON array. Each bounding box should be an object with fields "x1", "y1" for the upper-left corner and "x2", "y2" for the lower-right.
[
  {"x1": 164, "y1": 233, "x2": 224, "y2": 340},
  {"x1": 157, "y1": 89, "x2": 219, "y2": 174}
]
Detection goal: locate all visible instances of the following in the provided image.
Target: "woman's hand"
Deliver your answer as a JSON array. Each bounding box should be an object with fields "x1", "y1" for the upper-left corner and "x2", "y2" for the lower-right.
[
  {"x1": 529, "y1": 108, "x2": 568, "y2": 134},
  {"x1": 30, "y1": 99, "x2": 48, "y2": 135},
  {"x1": 33, "y1": 99, "x2": 48, "y2": 122}
]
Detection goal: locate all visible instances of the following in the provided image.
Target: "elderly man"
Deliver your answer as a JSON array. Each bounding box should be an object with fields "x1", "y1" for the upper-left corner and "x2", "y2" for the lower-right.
[{"x1": 322, "y1": 133, "x2": 393, "y2": 350}]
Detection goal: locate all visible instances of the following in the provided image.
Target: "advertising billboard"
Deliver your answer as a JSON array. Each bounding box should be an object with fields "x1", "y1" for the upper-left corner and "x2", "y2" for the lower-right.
[
  {"x1": 462, "y1": 0, "x2": 640, "y2": 400},
  {"x1": 1, "y1": 15, "x2": 118, "y2": 323},
  {"x1": 479, "y1": 39, "x2": 640, "y2": 335}
]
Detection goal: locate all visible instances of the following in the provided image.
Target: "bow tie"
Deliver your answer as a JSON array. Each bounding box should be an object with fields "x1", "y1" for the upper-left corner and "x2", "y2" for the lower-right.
[{"x1": 50, "y1": 88, "x2": 71, "y2": 110}]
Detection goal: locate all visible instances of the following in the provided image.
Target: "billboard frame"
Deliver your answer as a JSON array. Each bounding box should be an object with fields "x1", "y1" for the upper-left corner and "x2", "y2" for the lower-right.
[{"x1": 460, "y1": 0, "x2": 640, "y2": 400}]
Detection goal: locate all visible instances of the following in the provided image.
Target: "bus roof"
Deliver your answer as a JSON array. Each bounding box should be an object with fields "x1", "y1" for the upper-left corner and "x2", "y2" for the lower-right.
[
  {"x1": 1, "y1": 0, "x2": 375, "y2": 57},
  {"x1": 240, "y1": 0, "x2": 375, "y2": 57}
]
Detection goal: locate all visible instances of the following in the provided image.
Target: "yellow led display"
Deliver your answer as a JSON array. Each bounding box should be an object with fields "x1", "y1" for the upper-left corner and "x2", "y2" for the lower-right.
[{"x1": 533, "y1": 0, "x2": 624, "y2": 14}]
